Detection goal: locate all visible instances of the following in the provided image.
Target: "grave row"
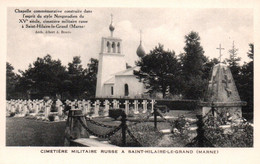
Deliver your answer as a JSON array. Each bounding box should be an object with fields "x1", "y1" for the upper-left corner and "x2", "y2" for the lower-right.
[{"x1": 6, "y1": 99, "x2": 156, "y2": 120}]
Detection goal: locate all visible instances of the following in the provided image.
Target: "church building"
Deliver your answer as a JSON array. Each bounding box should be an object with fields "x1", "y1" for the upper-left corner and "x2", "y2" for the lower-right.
[{"x1": 95, "y1": 16, "x2": 146, "y2": 98}]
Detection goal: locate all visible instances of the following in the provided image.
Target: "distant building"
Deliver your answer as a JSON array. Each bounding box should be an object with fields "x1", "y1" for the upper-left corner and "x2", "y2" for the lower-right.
[{"x1": 95, "y1": 15, "x2": 146, "y2": 98}]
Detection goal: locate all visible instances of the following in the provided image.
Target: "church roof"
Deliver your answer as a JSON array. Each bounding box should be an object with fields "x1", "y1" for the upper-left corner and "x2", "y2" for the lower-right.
[
  {"x1": 114, "y1": 66, "x2": 139, "y2": 76},
  {"x1": 103, "y1": 66, "x2": 139, "y2": 85},
  {"x1": 104, "y1": 77, "x2": 115, "y2": 84}
]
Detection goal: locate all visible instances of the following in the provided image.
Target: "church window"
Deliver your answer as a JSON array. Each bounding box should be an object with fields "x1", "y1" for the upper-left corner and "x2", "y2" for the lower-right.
[
  {"x1": 112, "y1": 42, "x2": 116, "y2": 53},
  {"x1": 117, "y1": 42, "x2": 120, "y2": 53},
  {"x1": 124, "y1": 84, "x2": 129, "y2": 96},
  {"x1": 111, "y1": 86, "x2": 114, "y2": 95},
  {"x1": 107, "y1": 41, "x2": 111, "y2": 53}
]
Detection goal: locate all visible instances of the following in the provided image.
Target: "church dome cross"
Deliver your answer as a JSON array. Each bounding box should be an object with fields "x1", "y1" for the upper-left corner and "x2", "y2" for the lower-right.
[{"x1": 109, "y1": 14, "x2": 115, "y2": 37}]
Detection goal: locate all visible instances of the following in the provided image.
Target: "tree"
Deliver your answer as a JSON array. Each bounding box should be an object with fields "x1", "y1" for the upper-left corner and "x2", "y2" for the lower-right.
[
  {"x1": 6, "y1": 62, "x2": 20, "y2": 99},
  {"x1": 17, "y1": 55, "x2": 67, "y2": 99},
  {"x1": 180, "y1": 31, "x2": 208, "y2": 99},
  {"x1": 202, "y1": 57, "x2": 220, "y2": 80},
  {"x1": 182, "y1": 31, "x2": 207, "y2": 78},
  {"x1": 247, "y1": 43, "x2": 254, "y2": 60},
  {"x1": 11, "y1": 55, "x2": 99, "y2": 100},
  {"x1": 64, "y1": 57, "x2": 99, "y2": 98},
  {"x1": 225, "y1": 41, "x2": 241, "y2": 83},
  {"x1": 84, "y1": 58, "x2": 98, "y2": 97},
  {"x1": 134, "y1": 44, "x2": 180, "y2": 98},
  {"x1": 237, "y1": 43, "x2": 254, "y2": 118},
  {"x1": 66, "y1": 56, "x2": 86, "y2": 98},
  {"x1": 68, "y1": 56, "x2": 83, "y2": 75}
]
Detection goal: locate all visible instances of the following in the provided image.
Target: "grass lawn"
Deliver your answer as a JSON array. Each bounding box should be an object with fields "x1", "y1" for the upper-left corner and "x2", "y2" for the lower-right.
[
  {"x1": 5, "y1": 110, "x2": 196, "y2": 147},
  {"x1": 6, "y1": 117, "x2": 66, "y2": 146}
]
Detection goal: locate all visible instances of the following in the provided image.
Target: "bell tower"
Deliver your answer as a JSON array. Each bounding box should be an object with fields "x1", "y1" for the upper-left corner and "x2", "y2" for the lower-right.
[{"x1": 95, "y1": 15, "x2": 126, "y2": 97}]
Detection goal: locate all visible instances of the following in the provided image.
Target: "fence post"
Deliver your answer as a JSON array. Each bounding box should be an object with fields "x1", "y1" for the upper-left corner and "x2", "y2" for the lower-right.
[
  {"x1": 154, "y1": 107, "x2": 157, "y2": 130},
  {"x1": 196, "y1": 115, "x2": 204, "y2": 147},
  {"x1": 121, "y1": 111, "x2": 127, "y2": 147}
]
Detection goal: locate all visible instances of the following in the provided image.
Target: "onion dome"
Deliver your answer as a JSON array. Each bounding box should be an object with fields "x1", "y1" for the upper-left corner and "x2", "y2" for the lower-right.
[
  {"x1": 109, "y1": 14, "x2": 115, "y2": 37},
  {"x1": 136, "y1": 42, "x2": 146, "y2": 57},
  {"x1": 136, "y1": 30, "x2": 146, "y2": 57},
  {"x1": 109, "y1": 23, "x2": 115, "y2": 32}
]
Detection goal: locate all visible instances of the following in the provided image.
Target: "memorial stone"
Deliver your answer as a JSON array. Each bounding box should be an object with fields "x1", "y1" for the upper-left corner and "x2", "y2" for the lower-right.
[{"x1": 201, "y1": 63, "x2": 246, "y2": 122}]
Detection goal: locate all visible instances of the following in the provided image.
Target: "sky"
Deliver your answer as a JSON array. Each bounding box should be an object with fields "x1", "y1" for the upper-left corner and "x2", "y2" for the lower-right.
[{"x1": 7, "y1": 8, "x2": 253, "y2": 73}]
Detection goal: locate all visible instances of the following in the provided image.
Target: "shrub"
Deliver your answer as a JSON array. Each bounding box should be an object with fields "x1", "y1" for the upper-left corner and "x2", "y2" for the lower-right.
[
  {"x1": 172, "y1": 115, "x2": 189, "y2": 132},
  {"x1": 129, "y1": 123, "x2": 163, "y2": 147},
  {"x1": 109, "y1": 109, "x2": 124, "y2": 120},
  {"x1": 109, "y1": 130, "x2": 141, "y2": 147},
  {"x1": 167, "y1": 115, "x2": 193, "y2": 146},
  {"x1": 50, "y1": 103, "x2": 57, "y2": 112},
  {"x1": 109, "y1": 122, "x2": 162, "y2": 147},
  {"x1": 87, "y1": 108, "x2": 94, "y2": 116},
  {"x1": 48, "y1": 114, "x2": 55, "y2": 121},
  {"x1": 156, "y1": 99, "x2": 199, "y2": 111},
  {"x1": 204, "y1": 116, "x2": 253, "y2": 147},
  {"x1": 98, "y1": 107, "x2": 105, "y2": 116},
  {"x1": 9, "y1": 112, "x2": 16, "y2": 117}
]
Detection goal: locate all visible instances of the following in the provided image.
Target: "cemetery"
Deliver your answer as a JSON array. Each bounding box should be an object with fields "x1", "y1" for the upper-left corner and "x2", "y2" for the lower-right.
[
  {"x1": 6, "y1": 63, "x2": 253, "y2": 147},
  {"x1": 6, "y1": 96, "x2": 253, "y2": 147},
  {"x1": 6, "y1": 14, "x2": 253, "y2": 147}
]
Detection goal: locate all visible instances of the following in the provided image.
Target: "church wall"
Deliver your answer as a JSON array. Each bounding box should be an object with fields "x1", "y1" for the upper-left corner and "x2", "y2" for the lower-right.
[
  {"x1": 114, "y1": 75, "x2": 145, "y2": 98},
  {"x1": 103, "y1": 84, "x2": 114, "y2": 97},
  {"x1": 95, "y1": 54, "x2": 126, "y2": 97}
]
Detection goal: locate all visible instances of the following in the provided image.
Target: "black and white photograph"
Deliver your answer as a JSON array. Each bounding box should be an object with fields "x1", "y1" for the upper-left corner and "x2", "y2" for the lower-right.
[{"x1": 1, "y1": 1, "x2": 260, "y2": 164}]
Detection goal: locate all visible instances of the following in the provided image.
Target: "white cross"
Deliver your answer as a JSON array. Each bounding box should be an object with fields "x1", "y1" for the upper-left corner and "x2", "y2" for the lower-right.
[
  {"x1": 142, "y1": 100, "x2": 148, "y2": 113},
  {"x1": 124, "y1": 100, "x2": 130, "y2": 115},
  {"x1": 104, "y1": 100, "x2": 111, "y2": 109},
  {"x1": 133, "y1": 100, "x2": 139, "y2": 114},
  {"x1": 112, "y1": 99, "x2": 119, "y2": 108},
  {"x1": 150, "y1": 100, "x2": 156, "y2": 113}
]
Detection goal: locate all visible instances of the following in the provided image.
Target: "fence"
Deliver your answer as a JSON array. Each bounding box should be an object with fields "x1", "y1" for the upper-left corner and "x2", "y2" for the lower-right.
[
  {"x1": 65, "y1": 104, "x2": 218, "y2": 147},
  {"x1": 65, "y1": 108, "x2": 142, "y2": 146}
]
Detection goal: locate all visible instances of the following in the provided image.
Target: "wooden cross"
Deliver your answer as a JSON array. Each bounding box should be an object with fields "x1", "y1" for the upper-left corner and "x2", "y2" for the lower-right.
[{"x1": 216, "y1": 44, "x2": 224, "y2": 63}]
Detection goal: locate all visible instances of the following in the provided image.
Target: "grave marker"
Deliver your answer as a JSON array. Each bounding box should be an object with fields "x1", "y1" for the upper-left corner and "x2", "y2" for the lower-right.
[
  {"x1": 142, "y1": 100, "x2": 148, "y2": 113},
  {"x1": 92, "y1": 100, "x2": 100, "y2": 117},
  {"x1": 133, "y1": 100, "x2": 139, "y2": 114},
  {"x1": 103, "y1": 100, "x2": 111, "y2": 116},
  {"x1": 124, "y1": 100, "x2": 130, "y2": 115}
]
